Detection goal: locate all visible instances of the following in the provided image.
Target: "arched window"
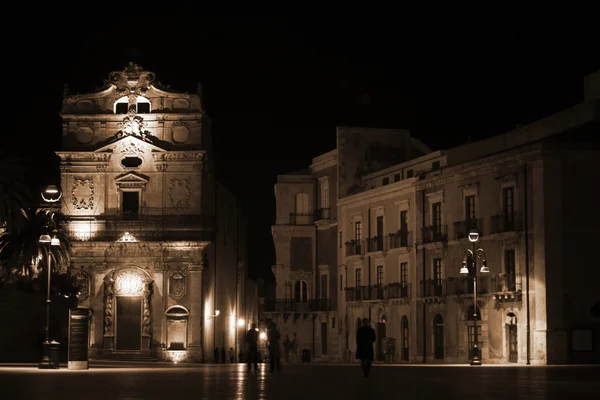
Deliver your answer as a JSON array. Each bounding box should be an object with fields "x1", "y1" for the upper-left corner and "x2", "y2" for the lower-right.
[
  {"x1": 401, "y1": 315, "x2": 409, "y2": 361},
  {"x1": 114, "y1": 96, "x2": 152, "y2": 114},
  {"x1": 294, "y1": 280, "x2": 308, "y2": 302},
  {"x1": 165, "y1": 305, "x2": 189, "y2": 350},
  {"x1": 114, "y1": 96, "x2": 129, "y2": 114},
  {"x1": 294, "y1": 193, "x2": 309, "y2": 215}
]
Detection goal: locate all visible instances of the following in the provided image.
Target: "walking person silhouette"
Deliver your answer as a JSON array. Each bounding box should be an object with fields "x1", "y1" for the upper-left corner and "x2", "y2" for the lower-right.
[
  {"x1": 356, "y1": 318, "x2": 376, "y2": 377},
  {"x1": 246, "y1": 323, "x2": 259, "y2": 371}
]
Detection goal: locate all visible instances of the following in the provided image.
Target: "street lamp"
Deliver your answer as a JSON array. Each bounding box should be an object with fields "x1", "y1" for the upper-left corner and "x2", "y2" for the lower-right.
[
  {"x1": 460, "y1": 228, "x2": 489, "y2": 366},
  {"x1": 38, "y1": 184, "x2": 62, "y2": 370}
]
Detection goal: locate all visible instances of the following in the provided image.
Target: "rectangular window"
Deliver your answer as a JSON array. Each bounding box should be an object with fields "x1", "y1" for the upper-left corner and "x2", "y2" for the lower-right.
[
  {"x1": 122, "y1": 191, "x2": 140, "y2": 220},
  {"x1": 432, "y1": 161, "x2": 440, "y2": 170},
  {"x1": 339, "y1": 231, "x2": 343, "y2": 248},
  {"x1": 115, "y1": 102, "x2": 128, "y2": 114},
  {"x1": 340, "y1": 274, "x2": 343, "y2": 291},
  {"x1": 503, "y1": 187, "x2": 514, "y2": 220},
  {"x1": 320, "y1": 181, "x2": 329, "y2": 209},
  {"x1": 505, "y1": 249, "x2": 516, "y2": 291},
  {"x1": 406, "y1": 169, "x2": 413, "y2": 178},
  {"x1": 355, "y1": 221, "x2": 362, "y2": 240},
  {"x1": 432, "y1": 202, "x2": 441, "y2": 227},
  {"x1": 433, "y1": 258, "x2": 443, "y2": 284},
  {"x1": 382, "y1": 177, "x2": 389, "y2": 185},
  {"x1": 465, "y1": 195, "x2": 476, "y2": 221},
  {"x1": 400, "y1": 262, "x2": 408, "y2": 286},
  {"x1": 355, "y1": 268, "x2": 362, "y2": 288},
  {"x1": 394, "y1": 173, "x2": 401, "y2": 182},
  {"x1": 376, "y1": 266, "x2": 384, "y2": 286}
]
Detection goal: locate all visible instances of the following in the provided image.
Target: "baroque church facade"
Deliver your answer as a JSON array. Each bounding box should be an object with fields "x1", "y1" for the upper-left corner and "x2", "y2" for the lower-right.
[{"x1": 59, "y1": 63, "x2": 252, "y2": 362}]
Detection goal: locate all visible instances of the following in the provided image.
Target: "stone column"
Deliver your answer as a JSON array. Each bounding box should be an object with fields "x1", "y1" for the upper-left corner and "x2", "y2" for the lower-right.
[{"x1": 188, "y1": 263, "x2": 204, "y2": 362}]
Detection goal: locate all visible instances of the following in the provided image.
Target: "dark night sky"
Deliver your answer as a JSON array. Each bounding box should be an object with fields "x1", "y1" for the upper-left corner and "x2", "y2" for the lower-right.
[{"x1": 3, "y1": 12, "x2": 598, "y2": 278}]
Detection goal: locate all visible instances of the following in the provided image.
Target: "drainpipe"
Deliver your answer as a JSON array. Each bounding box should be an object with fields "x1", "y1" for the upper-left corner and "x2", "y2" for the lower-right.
[
  {"x1": 421, "y1": 190, "x2": 427, "y2": 363},
  {"x1": 214, "y1": 181, "x2": 218, "y2": 353},
  {"x1": 524, "y1": 163, "x2": 531, "y2": 365}
]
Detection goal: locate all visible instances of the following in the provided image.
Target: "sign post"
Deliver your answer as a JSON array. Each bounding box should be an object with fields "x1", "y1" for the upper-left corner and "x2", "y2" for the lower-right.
[{"x1": 68, "y1": 308, "x2": 90, "y2": 370}]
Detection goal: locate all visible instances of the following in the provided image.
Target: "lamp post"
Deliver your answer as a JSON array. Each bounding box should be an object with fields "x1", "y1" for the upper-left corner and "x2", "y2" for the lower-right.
[
  {"x1": 38, "y1": 184, "x2": 62, "y2": 370},
  {"x1": 460, "y1": 228, "x2": 489, "y2": 366}
]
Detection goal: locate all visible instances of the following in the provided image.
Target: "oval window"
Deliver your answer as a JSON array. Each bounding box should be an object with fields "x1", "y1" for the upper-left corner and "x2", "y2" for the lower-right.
[{"x1": 121, "y1": 156, "x2": 143, "y2": 168}]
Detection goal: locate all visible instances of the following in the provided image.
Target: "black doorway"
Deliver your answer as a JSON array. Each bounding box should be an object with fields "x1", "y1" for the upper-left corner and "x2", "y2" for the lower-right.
[{"x1": 116, "y1": 296, "x2": 142, "y2": 350}]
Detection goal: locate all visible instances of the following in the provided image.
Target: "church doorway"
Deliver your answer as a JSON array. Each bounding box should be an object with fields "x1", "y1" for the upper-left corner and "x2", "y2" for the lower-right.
[{"x1": 116, "y1": 296, "x2": 143, "y2": 350}]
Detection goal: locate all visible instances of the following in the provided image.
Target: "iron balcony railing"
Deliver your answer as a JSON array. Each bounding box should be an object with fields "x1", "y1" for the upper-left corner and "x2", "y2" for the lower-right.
[
  {"x1": 289, "y1": 212, "x2": 313, "y2": 225},
  {"x1": 344, "y1": 283, "x2": 411, "y2": 301},
  {"x1": 367, "y1": 236, "x2": 387, "y2": 252},
  {"x1": 420, "y1": 279, "x2": 447, "y2": 297},
  {"x1": 422, "y1": 225, "x2": 448, "y2": 244},
  {"x1": 490, "y1": 212, "x2": 524, "y2": 234},
  {"x1": 446, "y1": 276, "x2": 489, "y2": 296},
  {"x1": 490, "y1": 273, "x2": 521, "y2": 292},
  {"x1": 264, "y1": 298, "x2": 333, "y2": 312},
  {"x1": 314, "y1": 208, "x2": 331, "y2": 221},
  {"x1": 345, "y1": 240, "x2": 366, "y2": 257},
  {"x1": 388, "y1": 231, "x2": 412, "y2": 249},
  {"x1": 67, "y1": 214, "x2": 215, "y2": 242},
  {"x1": 453, "y1": 219, "x2": 484, "y2": 240}
]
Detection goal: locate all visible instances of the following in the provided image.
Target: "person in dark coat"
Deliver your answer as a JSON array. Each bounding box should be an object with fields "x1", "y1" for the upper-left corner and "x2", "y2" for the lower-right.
[
  {"x1": 267, "y1": 322, "x2": 282, "y2": 372},
  {"x1": 356, "y1": 318, "x2": 376, "y2": 377},
  {"x1": 246, "y1": 323, "x2": 259, "y2": 371}
]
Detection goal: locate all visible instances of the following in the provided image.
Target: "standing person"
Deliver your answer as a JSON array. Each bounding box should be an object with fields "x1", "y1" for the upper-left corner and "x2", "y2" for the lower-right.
[
  {"x1": 282, "y1": 335, "x2": 291, "y2": 363},
  {"x1": 213, "y1": 346, "x2": 220, "y2": 363},
  {"x1": 246, "y1": 323, "x2": 259, "y2": 371},
  {"x1": 229, "y1": 347, "x2": 235, "y2": 363},
  {"x1": 221, "y1": 346, "x2": 226, "y2": 364},
  {"x1": 290, "y1": 332, "x2": 298, "y2": 363},
  {"x1": 356, "y1": 318, "x2": 376, "y2": 377},
  {"x1": 267, "y1": 322, "x2": 282, "y2": 372}
]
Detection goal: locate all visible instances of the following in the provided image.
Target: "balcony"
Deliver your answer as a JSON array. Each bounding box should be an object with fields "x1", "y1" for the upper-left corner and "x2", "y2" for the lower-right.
[
  {"x1": 67, "y1": 214, "x2": 215, "y2": 242},
  {"x1": 264, "y1": 298, "x2": 333, "y2": 312},
  {"x1": 453, "y1": 219, "x2": 484, "y2": 240},
  {"x1": 422, "y1": 225, "x2": 448, "y2": 244},
  {"x1": 490, "y1": 273, "x2": 521, "y2": 293},
  {"x1": 446, "y1": 276, "x2": 488, "y2": 296},
  {"x1": 367, "y1": 236, "x2": 387, "y2": 253},
  {"x1": 345, "y1": 283, "x2": 411, "y2": 301},
  {"x1": 385, "y1": 282, "x2": 411, "y2": 299},
  {"x1": 490, "y1": 212, "x2": 524, "y2": 234},
  {"x1": 345, "y1": 240, "x2": 365, "y2": 257},
  {"x1": 289, "y1": 212, "x2": 313, "y2": 225},
  {"x1": 388, "y1": 231, "x2": 412, "y2": 249},
  {"x1": 420, "y1": 279, "x2": 447, "y2": 297},
  {"x1": 345, "y1": 286, "x2": 370, "y2": 301},
  {"x1": 314, "y1": 208, "x2": 331, "y2": 221}
]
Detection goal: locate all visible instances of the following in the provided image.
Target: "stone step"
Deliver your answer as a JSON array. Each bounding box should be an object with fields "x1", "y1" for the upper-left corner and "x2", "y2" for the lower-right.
[{"x1": 93, "y1": 352, "x2": 158, "y2": 362}]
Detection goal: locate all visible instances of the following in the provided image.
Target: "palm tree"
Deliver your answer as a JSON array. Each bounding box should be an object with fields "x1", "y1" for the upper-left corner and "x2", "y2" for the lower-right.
[
  {"x1": 0, "y1": 152, "x2": 34, "y2": 235},
  {"x1": 0, "y1": 209, "x2": 71, "y2": 283}
]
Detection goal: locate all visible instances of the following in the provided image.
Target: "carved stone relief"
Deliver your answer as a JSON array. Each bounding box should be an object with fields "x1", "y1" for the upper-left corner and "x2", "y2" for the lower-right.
[
  {"x1": 103, "y1": 267, "x2": 153, "y2": 337},
  {"x1": 75, "y1": 122, "x2": 94, "y2": 144},
  {"x1": 74, "y1": 271, "x2": 90, "y2": 300},
  {"x1": 171, "y1": 122, "x2": 190, "y2": 144},
  {"x1": 120, "y1": 139, "x2": 145, "y2": 156},
  {"x1": 116, "y1": 110, "x2": 151, "y2": 141},
  {"x1": 168, "y1": 271, "x2": 187, "y2": 300},
  {"x1": 168, "y1": 179, "x2": 191, "y2": 209},
  {"x1": 72, "y1": 178, "x2": 94, "y2": 210}
]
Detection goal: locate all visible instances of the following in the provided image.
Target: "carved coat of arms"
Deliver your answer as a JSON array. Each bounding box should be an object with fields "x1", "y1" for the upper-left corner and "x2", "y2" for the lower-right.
[{"x1": 169, "y1": 271, "x2": 186, "y2": 300}]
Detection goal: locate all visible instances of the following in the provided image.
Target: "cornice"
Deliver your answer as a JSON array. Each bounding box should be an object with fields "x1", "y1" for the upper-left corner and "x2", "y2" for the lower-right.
[
  {"x1": 60, "y1": 113, "x2": 203, "y2": 122},
  {"x1": 316, "y1": 219, "x2": 338, "y2": 230},
  {"x1": 338, "y1": 178, "x2": 417, "y2": 208},
  {"x1": 415, "y1": 147, "x2": 542, "y2": 191}
]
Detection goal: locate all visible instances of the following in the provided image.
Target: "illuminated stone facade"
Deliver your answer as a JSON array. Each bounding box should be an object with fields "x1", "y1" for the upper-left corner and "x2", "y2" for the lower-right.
[
  {"x1": 269, "y1": 70, "x2": 600, "y2": 364},
  {"x1": 58, "y1": 63, "x2": 252, "y2": 362}
]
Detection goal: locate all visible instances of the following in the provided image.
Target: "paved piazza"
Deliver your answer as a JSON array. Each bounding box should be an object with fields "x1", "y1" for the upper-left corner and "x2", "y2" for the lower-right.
[{"x1": 0, "y1": 363, "x2": 598, "y2": 400}]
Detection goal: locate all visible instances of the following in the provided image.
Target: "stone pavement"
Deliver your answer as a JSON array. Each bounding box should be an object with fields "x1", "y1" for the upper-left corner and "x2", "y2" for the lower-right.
[{"x1": 0, "y1": 363, "x2": 599, "y2": 400}]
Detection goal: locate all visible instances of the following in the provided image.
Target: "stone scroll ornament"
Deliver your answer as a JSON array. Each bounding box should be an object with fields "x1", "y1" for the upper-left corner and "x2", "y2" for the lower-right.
[
  {"x1": 142, "y1": 284, "x2": 152, "y2": 336},
  {"x1": 104, "y1": 279, "x2": 115, "y2": 336}
]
